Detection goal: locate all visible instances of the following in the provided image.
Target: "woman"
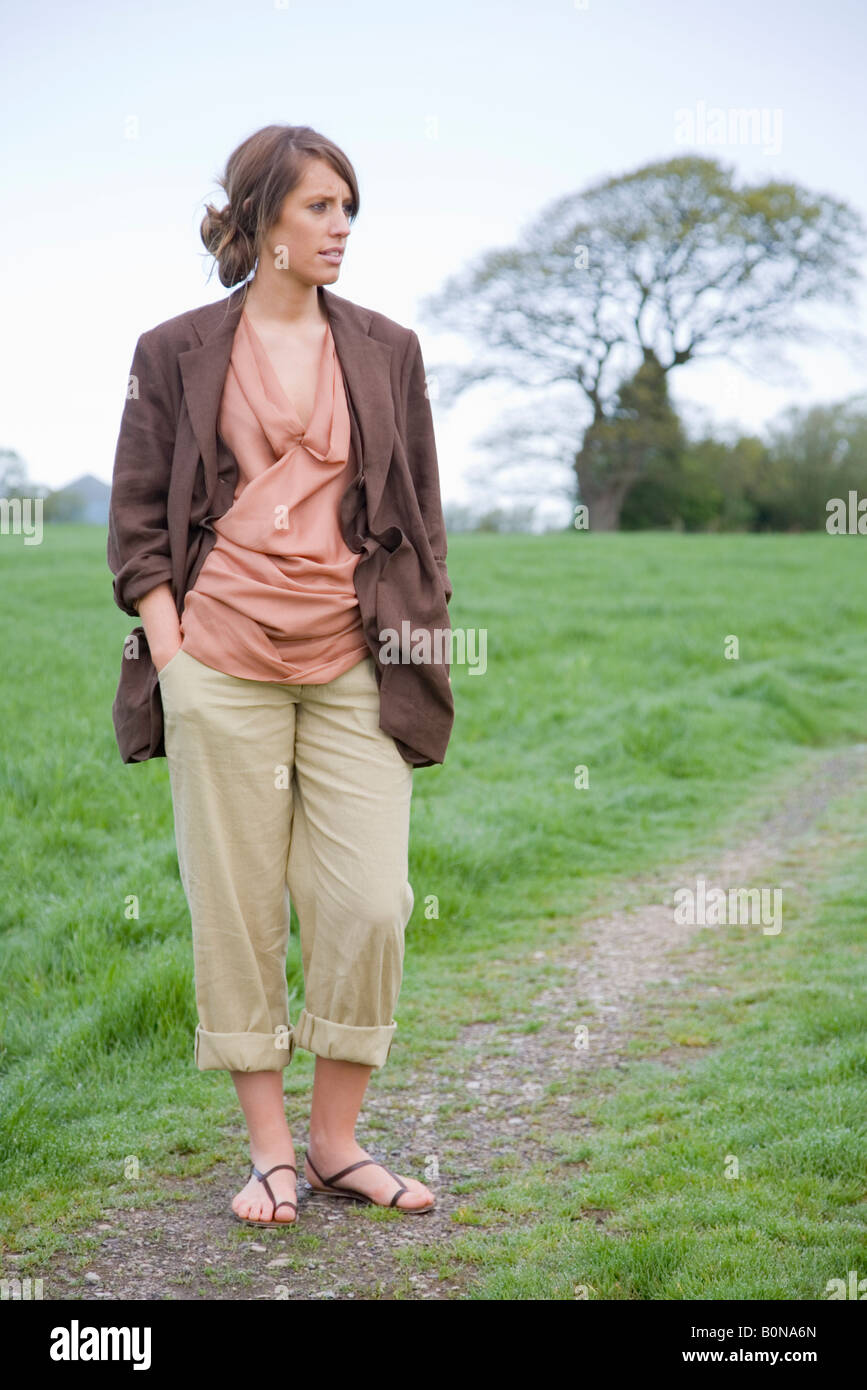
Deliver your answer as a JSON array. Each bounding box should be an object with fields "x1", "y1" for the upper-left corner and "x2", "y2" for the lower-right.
[{"x1": 107, "y1": 124, "x2": 455, "y2": 1225}]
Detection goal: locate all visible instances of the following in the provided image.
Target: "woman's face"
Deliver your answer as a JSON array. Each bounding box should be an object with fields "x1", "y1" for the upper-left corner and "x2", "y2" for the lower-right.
[{"x1": 256, "y1": 157, "x2": 353, "y2": 285}]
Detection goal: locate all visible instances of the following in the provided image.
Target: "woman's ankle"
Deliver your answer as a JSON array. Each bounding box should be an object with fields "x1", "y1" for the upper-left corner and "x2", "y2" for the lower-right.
[
  {"x1": 307, "y1": 1125, "x2": 358, "y2": 1156},
  {"x1": 248, "y1": 1124, "x2": 295, "y2": 1156}
]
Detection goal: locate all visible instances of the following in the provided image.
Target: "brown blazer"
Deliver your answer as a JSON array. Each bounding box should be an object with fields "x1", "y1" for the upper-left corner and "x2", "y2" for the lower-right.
[{"x1": 107, "y1": 283, "x2": 455, "y2": 767}]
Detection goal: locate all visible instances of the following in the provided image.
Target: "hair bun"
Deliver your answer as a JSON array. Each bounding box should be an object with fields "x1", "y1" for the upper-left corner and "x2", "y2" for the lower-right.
[
  {"x1": 200, "y1": 201, "x2": 254, "y2": 287},
  {"x1": 207, "y1": 202, "x2": 235, "y2": 232}
]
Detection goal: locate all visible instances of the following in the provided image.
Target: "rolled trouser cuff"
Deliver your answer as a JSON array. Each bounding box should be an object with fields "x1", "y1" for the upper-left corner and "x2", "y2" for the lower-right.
[
  {"x1": 194, "y1": 1023, "x2": 296, "y2": 1072},
  {"x1": 294, "y1": 1008, "x2": 396, "y2": 1067}
]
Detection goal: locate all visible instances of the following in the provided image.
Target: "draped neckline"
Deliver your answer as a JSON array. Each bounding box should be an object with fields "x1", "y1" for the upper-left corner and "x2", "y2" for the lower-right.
[
  {"x1": 239, "y1": 309, "x2": 332, "y2": 444},
  {"x1": 229, "y1": 308, "x2": 346, "y2": 466}
]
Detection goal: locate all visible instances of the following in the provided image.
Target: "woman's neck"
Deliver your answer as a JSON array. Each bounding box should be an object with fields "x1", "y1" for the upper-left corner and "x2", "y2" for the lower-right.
[{"x1": 242, "y1": 273, "x2": 327, "y2": 329}]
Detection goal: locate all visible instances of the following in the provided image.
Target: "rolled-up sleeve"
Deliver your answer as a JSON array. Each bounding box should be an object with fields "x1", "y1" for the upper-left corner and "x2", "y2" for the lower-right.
[
  {"x1": 107, "y1": 330, "x2": 176, "y2": 617},
  {"x1": 400, "y1": 330, "x2": 453, "y2": 606}
]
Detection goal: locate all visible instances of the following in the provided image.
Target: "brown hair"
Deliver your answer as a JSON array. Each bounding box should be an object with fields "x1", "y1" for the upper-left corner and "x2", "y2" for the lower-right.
[{"x1": 200, "y1": 124, "x2": 360, "y2": 289}]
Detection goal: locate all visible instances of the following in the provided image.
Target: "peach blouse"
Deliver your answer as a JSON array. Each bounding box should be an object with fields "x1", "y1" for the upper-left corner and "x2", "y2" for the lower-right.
[{"x1": 178, "y1": 310, "x2": 369, "y2": 684}]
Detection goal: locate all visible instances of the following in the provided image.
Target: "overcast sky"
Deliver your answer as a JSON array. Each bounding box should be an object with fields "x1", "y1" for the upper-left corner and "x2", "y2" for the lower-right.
[{"x1": 2, "y1": 0, "x2": 866, "y2": 521}]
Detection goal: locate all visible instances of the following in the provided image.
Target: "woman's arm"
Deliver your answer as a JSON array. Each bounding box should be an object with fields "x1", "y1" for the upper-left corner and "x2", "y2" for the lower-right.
[
  {"x1": 134, "y1": 582, "x2": 182, "y2": 674},
  {"x1": 107, "y1": 329, "x2": 178, "y2": 619},
  {"x1": 399, "y1": 330, "x2": 453, "y2": 606}
]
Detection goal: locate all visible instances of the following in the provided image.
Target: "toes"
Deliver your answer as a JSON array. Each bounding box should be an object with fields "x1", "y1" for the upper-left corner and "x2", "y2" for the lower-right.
[
  {"x1": 233, "y1": 1186, "x2": 270, "y2": 1221},
  {"x1": 238, "y1": 1184, "x2": 297, "y2": 1223},
  {"x1": 396, "y1": 1177, "x2": 434, "y2": 1209}
]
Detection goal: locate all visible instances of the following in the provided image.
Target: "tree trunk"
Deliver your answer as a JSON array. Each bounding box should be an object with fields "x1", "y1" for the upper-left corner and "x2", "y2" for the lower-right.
[
  {"x1": 573, "y1": 462, "x2": 633, "y2": 530},
  {"x1": 573, "y1": 350, "x2": 685, "y2": 530},
  {"x1": 578, "y1": 489, "x2": 623, "y2": 530}
]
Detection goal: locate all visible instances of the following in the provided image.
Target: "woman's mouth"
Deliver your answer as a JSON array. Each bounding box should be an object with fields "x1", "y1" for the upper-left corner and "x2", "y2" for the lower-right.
[{"x1": 319, "y1": 250, "x2": 343, "y2": 263}]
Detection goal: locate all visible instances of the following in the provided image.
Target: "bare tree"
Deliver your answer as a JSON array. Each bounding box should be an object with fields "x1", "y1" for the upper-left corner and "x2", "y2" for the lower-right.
[{"x1": 420, "y1": 155, "x2": 866, "y2": 529}]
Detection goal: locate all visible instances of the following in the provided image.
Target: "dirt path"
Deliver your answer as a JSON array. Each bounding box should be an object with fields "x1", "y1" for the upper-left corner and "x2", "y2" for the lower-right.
[{"x1": 37, "y1": 744, "x2": 867, "y2": 1300}]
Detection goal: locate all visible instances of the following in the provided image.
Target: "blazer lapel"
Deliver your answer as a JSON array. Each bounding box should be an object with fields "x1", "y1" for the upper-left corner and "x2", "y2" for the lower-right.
[{"x1": 178, "y1": 284, "x2": 395, "y2": 525}]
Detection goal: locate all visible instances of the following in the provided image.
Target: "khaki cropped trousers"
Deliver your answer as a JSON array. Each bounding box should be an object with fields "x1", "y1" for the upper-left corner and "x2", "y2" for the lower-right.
[{"x1": 157, "y1": 647, "x2": 415, "y2": 1073}]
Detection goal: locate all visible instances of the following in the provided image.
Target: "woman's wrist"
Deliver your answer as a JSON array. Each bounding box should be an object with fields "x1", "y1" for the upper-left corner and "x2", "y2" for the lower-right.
[
  {"x1": 151, "y1": 636, "x2": 183, "y2": 674},
  {"x1": 136, "y1": 582, "x2": 182, "y2": 671}
]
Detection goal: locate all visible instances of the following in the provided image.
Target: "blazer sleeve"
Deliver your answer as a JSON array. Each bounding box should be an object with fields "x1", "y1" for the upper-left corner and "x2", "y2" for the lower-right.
[
  {"x1": 400, "y1": 330, "x2": 453, "y2": 607},
  {"x1": 107, "y1": 330, "x2": 176, "y2": 618}
]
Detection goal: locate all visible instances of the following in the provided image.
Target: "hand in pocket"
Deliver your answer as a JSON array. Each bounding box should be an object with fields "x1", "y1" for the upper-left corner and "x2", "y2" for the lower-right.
[{"x1": 154, "y1": 643, "x2": 183, "y2": 676}]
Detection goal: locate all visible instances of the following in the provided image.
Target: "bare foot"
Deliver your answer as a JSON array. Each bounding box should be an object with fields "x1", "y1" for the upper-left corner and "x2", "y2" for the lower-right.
[
  {"x1": 305, "y1": 1138, "x2": 435, "y2": 1210},
  {"x1": 232, "y1": 1147, "x2": 298, "y2": 1224}
]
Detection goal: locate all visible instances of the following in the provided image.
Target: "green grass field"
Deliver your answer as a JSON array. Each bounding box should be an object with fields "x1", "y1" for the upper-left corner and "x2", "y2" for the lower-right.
[{"x1": 1, "y1": 525, "x2": 865, "y2": 1298}]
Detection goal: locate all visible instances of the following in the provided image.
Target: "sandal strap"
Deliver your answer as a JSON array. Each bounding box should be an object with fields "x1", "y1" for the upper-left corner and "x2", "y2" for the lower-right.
[
  {"x1": 251, "y1": 1163, "x2": 298, "y2": 1220},
  {"x1": 320, "y1": 1157, "x2": 379, "y2": 1186},
  {"x1": 377, "y1": 1162, "x2": 410, "y2": 1207},
  {"x1": 307, "y1": 1151, "x2": 410, "y2": 1206}
]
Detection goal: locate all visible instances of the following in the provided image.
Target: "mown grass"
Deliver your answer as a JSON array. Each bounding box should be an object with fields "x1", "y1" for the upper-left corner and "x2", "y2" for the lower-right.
[{"x1": 1, "y1": 524, "x2": 865, "y2": 1297}]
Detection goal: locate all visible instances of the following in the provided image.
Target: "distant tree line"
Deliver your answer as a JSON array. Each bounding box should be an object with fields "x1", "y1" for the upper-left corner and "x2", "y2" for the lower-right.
[
  {"x1": 0, "y1": 451, "x2": 109, "y2": 524},
  {"x1": 619, "y1": 393, "x2": 867, "y2": 533},
  {"x1": 445, "y1": 390, "x2": 867, "y2": 534}
]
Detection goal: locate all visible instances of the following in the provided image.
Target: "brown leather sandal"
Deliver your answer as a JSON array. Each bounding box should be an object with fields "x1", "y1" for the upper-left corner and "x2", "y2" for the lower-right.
[
  {"x1": 231, "y1": 1162, "x2": 298, "y2": 1228},
  {"x1": 305, "y1": 1151, "x2": 435, "y2": 1214}
]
